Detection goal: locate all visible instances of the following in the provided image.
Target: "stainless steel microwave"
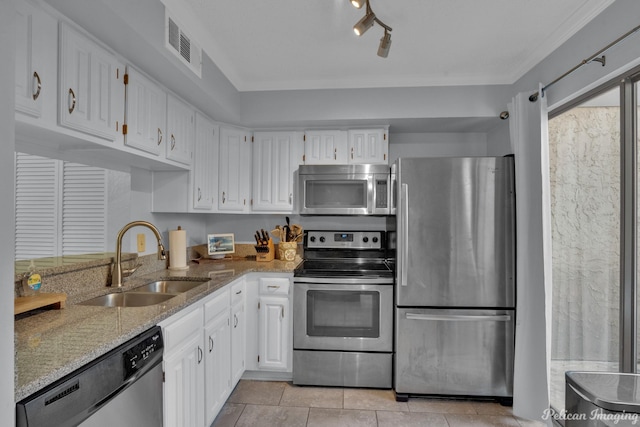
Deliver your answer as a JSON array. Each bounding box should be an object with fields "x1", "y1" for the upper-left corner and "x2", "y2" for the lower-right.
[{"x1": 297, "y1": 164, "x2": 392, "y2": 215}]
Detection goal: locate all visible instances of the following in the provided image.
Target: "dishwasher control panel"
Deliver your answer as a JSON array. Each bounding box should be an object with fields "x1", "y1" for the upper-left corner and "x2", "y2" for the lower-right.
[{"x1": 123, "y1": 327, "x2": 164, "y2": 379}]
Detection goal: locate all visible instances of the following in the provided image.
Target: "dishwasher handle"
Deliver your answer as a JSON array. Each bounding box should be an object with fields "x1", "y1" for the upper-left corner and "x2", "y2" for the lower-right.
[{"x1": 405, "y1": 313, "x2": 512, "y2": 322}]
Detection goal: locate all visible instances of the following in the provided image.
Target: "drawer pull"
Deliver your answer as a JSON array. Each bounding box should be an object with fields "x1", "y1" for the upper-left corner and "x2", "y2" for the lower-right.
[{"x1": 157, "y1": 128, "x2": 163, "y2": 145}]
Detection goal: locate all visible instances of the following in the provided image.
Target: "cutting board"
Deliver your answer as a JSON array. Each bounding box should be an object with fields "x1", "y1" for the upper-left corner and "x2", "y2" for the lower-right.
[{"x1": 15, "y1": 293, "x2": 67, "y2": 315}]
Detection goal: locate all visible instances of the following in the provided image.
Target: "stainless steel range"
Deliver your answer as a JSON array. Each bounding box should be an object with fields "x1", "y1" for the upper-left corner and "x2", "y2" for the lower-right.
[{"x1": 293, "y1": 230, "x2": 394, "y2": 389}]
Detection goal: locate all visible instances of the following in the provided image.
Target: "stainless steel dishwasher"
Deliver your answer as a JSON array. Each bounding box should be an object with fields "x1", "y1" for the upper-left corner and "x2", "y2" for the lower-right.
[{"x1": 16, "y1": 326, "x2": 164, "y2": 427}]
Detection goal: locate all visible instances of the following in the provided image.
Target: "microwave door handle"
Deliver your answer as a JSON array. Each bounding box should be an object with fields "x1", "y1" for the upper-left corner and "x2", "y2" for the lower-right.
[{"x1": 400, "y1": 183, "x2": 409, "y2": 287}]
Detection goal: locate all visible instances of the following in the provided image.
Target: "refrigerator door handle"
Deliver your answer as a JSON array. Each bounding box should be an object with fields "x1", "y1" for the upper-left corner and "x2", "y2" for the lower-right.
[
  {"x1": 400, "y1": 183, "x2": 409, "y2": 287},
  {"x1": 405, "y1": 313, "x2": 512, "y2": 322}
]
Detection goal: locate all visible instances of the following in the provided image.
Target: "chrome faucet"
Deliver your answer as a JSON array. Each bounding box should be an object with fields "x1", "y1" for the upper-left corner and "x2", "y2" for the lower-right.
[{"x1": 111, "y1": 221, "x2": 167, "y2": 287}]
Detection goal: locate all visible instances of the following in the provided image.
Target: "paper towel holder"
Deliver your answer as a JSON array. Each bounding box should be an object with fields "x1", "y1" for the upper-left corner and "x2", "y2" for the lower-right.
[{"x1": 207, "y1": 233, "x2": 235, "y2": 259}]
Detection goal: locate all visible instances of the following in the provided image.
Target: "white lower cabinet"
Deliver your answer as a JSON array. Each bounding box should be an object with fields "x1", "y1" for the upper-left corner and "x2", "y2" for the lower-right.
[
  {"x1": 230, "y1": 280, "x2": 246, "y2": 385},
  {"x1": 258, "y1": 277, "x2": 291, "y2": 372},
  {"x1": 245, "y1": 274, "x2": 293, "y2": 374},
  {"x1": 204, "y1": 288, "x2": 232, "y2": 426},
  {"x1": 161, "y1": 307, "x2": 205, "y2": 427},
  {"x1": 160, "y1": 282, "x2": 240, "y2": 427}
]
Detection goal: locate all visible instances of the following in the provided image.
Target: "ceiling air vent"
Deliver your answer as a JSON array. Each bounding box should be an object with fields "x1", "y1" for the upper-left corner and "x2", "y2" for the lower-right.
[{"x1": 165, "y1": 11, "x2": 202, "y2": 78}]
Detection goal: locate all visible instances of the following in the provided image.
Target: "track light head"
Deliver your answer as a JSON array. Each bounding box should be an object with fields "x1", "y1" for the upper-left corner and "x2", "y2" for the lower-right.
[
  {"x1": 350, "y1": 0, "x2": 365, "y2": 9},
  {"x1": 377, "y1": 30, "x2": 391, "y2": 58},
  {"x1": 353, "y1": 11, "x2": 376, "y2": 36}
]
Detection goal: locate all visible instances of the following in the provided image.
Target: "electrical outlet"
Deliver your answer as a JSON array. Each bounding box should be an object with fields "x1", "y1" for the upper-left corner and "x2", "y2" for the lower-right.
[{"x1": 137, "y1": 234, "x2": 146, "y2": 253}]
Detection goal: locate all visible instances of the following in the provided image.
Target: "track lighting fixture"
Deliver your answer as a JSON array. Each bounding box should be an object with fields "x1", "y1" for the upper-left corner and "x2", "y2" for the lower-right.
[
  {"x1": 377, "y1": 30, "x2": 391, "y2": 58},
  {"x1": 350, "y1": 0, "x2": 393, "y2": 58},
  {"x1": 353, "y1": 11, "x2": 376, "y2": 36}
]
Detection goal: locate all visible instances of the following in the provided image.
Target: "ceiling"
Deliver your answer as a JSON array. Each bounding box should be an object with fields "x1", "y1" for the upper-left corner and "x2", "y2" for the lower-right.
[{"x1": 161, "y1": 0, "x2": 615, "y2": 92}]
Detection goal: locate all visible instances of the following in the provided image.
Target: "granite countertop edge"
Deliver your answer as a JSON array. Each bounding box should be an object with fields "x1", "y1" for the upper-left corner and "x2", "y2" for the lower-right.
[{"x1": 14, "y1": 259, "x2": 299, "y2": 402}]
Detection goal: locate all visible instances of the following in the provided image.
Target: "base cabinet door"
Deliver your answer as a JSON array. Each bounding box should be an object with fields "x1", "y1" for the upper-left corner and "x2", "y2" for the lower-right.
[
  {"x1": 204, "y1": 289, "x2": 231, "y2": 426},
  {"x1": 163, "y1": 333, "x2": 205, "y2": 427},
  {"x1": 258, "y1": 295, "x2": 289, "y2": 371},
  {"x1": 230, "y1": 280, "x2": 246, "y2": 386}
]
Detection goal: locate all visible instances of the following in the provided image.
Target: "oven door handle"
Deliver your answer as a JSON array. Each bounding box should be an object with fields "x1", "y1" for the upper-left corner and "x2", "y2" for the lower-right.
[{"x1": 294, "y1": 277, "x2": 394, "y2": 285}]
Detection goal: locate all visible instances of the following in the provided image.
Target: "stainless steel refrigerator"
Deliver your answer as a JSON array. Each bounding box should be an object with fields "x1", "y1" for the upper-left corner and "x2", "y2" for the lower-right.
[{"x1": 392, "y1": 156, "x2": 515, "y2": 404}]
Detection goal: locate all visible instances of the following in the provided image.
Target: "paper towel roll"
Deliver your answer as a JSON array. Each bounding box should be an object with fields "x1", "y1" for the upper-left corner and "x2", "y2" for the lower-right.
[{"x1": 168, "y1": 226, "x2": 188, "y2": 270}]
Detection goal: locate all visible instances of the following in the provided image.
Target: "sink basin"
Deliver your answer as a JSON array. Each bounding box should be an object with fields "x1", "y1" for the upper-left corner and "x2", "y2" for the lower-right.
[
  {"x1": 135, "y1": 280, "x2": 207, "y2": 294},
  {"x1": 79, "y1": 292, "x2": 176, "y2": 307}
]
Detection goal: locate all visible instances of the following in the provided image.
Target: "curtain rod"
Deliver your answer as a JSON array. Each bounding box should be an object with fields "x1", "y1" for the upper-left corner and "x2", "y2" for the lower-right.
[{"x1": 528, "y1": 23, "x2": 640, "y2": 102}]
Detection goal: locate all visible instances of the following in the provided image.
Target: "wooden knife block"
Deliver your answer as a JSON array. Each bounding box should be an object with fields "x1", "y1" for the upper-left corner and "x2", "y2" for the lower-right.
[{"x1": 256, "y1": 239, "x2": 275, "y2": 262}]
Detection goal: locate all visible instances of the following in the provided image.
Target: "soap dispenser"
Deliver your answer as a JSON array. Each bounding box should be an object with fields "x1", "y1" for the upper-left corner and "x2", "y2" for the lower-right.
[{"x1": 22, "y1": 260, "x2": 42, "y2": 296}]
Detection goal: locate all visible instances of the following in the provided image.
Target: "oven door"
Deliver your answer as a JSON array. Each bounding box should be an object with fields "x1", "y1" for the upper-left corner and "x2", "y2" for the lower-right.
[{"x1": 293, "y1": 280, "x2": 393, "y2": 352}]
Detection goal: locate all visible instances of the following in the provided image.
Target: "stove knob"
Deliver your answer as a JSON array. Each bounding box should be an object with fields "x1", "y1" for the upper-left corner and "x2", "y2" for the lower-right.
[
  {"x1": 310, "y1": 236, "x2": 316, "y2": 242},
  {"x1": 319, "y1": 236, "x2": 325, "y2": 243},
  {"x1": 363, "y1": 237, "x2": 369, "y2": 243},
  {"x1": 372, "y1": 237, "x2": 379, "y2": 243}
]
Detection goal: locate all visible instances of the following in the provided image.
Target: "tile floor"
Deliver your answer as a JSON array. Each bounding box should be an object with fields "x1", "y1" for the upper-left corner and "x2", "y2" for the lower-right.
[{"x1": 211, "y1": 380, "x2": 546, "y2": 427}]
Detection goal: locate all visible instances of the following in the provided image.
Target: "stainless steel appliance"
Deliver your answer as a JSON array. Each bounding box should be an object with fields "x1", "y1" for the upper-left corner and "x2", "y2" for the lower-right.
[
  {"x1": 293, "y1": 230, "x2": 394, "y2": 388},
  {"x1": 16, "y1": 326, "x2": 164, "y2": 427},
  {"x1": 392, "y1": 156, "x2": 516, "y2": 403},
  {"x1": 297, "y1": 164, "x2": 391, "y2": 215},
  {"x1": 565, "y1": 371, "x2": 640, "y2": 426}
]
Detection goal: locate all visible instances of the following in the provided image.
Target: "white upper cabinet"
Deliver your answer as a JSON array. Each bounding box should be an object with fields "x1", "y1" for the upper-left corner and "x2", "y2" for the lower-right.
[
  {"x1": 218, "y1": 126, "x2": 251, "y2": 212},
  {"x1": 58, "y1": 22, "x2": 124, "y2": 142},
  {"x1": 123, "y1": 66, "x2": 166, "y2": 156},
  {"x1": 15, "y1": 0, "x2": 55, "y2": 119},
  {"x1": 303, "y1": 130, "x2": 348, "y2": 164},
  {"x1": 348, "y1": 128, "x2": 388, "y2": 164},
  {"x1": 192, "y1": 113, "x2": 219, "y2": 211},
  {"x1": 252, "y1": 131, "x2": 303, "y2": 212},
  {"x1": 166, "y1": 94, "x2": 194, "y2": 165}
]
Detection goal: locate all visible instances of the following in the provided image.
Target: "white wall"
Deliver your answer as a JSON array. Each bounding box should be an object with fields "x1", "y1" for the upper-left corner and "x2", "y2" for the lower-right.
[
  {"x1": 2, "y1": 1, "x2": 16, "y2": 423},
  {"x1": 513, "y1": 0, "x2": 640, "y2": 110},
  {"x1": 389, "y1": 132, "x2": 488, "y2": 163},
  {"x1": 129, "y1": 168, "x2": 209, "y2": 254}
]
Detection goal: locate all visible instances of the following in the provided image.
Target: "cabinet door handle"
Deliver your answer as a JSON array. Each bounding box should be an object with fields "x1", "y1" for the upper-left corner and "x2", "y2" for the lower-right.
[
  {"x1": 351, "y1": 147, "x2": 354, "y2": 159},
  {"x1": 157, "y1": 128, "x2": 163, "y2": 145},
  {"x1": 198, "y1": 346, "x2": 203, "y2": 363},
  {"x1": 289, "y1": 193, "x2": 292, "y2": 204},
  {"x1": 236, "y1": 290, "x2": 242, "y2": 295},
  {"x1": 68, "y1": 88, "x2": 76, "y2": 114},
  {"x1": 267, "y1": 285, "x2": 280, "y2": 289},
  {"x1": 281, "y1": 306, "x2": 284, "y2": 319},
  {"x1": 209, "y1": 336, "x2": 214, "y2": 353},
  {"x1": 32, "y1": 71, "x2": 41, "y2": 101},
  {"x1": 170, "y1": 134, "x2": 176, "y2": 150},
  {"x1": 222, "y1": 191, "x2": 226, "y2": 204},
  {"x1": 198, "y1": 187, "x2": 202, "y2": 201},
  {"x1": 234, "y1": 313, "x2": 238, "y2": 328}
]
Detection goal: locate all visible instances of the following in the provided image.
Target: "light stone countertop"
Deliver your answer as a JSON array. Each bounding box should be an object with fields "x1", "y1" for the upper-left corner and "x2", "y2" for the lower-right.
[{"x1": 14, "y1": 258, "x2": 300, "y2": 402}]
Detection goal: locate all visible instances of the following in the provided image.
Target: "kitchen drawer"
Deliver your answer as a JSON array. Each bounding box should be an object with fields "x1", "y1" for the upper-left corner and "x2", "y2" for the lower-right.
[
  {"x1": 231, "y1": 280, "x2": 245, "y2": 306},
  {"x1": 204, "y1": 287, "x2": 230, "y2": 324},
  {"x1": 259, "y1": 277, "x2": 290, "y2": 295},
  {"x1": 161, "y1": 306, "x2": 203, "y2": 351}
]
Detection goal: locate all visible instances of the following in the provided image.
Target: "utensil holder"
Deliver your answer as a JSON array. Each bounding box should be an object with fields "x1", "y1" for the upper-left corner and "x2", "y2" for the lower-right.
[
  {"x1": 278, "y1": 241, "x2": 297, "y2": 261},
  {"x1": 255, "y1": 239, "x2": 275, "y2": 262}
]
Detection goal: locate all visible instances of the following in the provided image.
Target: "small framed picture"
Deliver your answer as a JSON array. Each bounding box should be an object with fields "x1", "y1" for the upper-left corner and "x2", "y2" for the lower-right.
[{"x1": 207, "y1": 233, "x2": 235, "y2": 258}]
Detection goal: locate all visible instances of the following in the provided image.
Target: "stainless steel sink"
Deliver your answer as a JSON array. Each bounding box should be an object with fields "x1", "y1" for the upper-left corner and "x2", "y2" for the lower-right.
[
  {"x1": 134, "y1": 280, "x2": 207, "y2": 294},
  {"x1": 79, "y1": 292, "x2": 176, "y2": 307}
]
